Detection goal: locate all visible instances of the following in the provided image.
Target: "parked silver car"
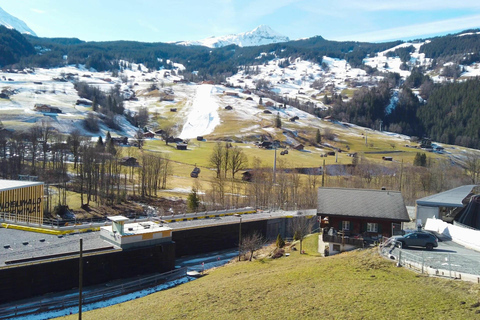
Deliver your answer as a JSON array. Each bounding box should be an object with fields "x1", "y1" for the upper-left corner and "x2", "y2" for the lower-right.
[{"x1": 394, "y1": 231, "x2": 438, "y2": 250}]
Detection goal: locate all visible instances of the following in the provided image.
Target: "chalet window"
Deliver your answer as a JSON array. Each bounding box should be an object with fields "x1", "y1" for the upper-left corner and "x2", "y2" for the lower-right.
[
  {"x1": 342, "y1": 220, "x2": 350, "y2": 231},
  {"x1": 367, "y1": 223, "x2": 378, "y2": 233}
]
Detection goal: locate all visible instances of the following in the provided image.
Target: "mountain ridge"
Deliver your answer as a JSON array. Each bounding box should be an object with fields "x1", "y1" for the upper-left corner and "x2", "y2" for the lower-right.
[
  {"x1": 0, "y1": 6, "x2": 36, "y2": 36},
  {"x1": 176, "y1": 25, "x2": 290, "y2": 48}
]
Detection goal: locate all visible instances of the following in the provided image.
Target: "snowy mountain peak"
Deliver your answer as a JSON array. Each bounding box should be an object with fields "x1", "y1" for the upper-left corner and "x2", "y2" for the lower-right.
[
  {"x1": 0, "y1": 6, "x2": 37, "y2": 36},
  {"x1": 177, "y1": 25, "x2": 289, "y2": 48}
]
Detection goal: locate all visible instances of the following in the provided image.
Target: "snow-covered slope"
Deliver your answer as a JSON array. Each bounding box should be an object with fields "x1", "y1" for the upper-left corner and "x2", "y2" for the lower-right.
[
  {"x1": 177, "y1": 25, "x2": 289, "y2": 48},
  {"x1": 0, "y1": 6, "x2": 36, "y2": 36}
]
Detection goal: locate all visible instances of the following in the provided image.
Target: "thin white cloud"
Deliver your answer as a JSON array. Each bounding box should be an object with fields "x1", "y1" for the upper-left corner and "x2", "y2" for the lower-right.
[
  {"x1": 337, "y1": 14, "x2": 480, "y2": 42},
  {"x1": 299, "y1": 0, "x2": 480, "y2": 17},
  {"x1": 30, "y1": 8, "x2": 45, "y2": 14},
  {"x1": 350, "y1": 0, "x2": 480, "y2": 11}
]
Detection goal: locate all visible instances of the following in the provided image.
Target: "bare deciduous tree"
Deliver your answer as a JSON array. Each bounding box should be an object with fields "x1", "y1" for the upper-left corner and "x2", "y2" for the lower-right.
[
  {"x1": 465, "y1": 152, "x2": 480, "y2": 184},
  {"x1": 135, "y1": 129, "x2": 144, "y2": 149},
  {"x1": 209, "y1": 142, "x2": 224, "y2": 179},
  {"x1": 230, "y1": 146, "x2": 248, "y2": 179},
  {"x1": 160, "y1": 125, "x2": 174, "y2": 145},
  {"x1": 27, "y1": 125, "x2": 42, "y2": 174},
  {"x1": 240, "y1": 231, "x2": 264, "y2": 261},
  {"x1": 136, "y1": 107, "x2": 149, "y2": 128},
  {"x1": 290, "y1": 215, "x2": 315, "y2": 254}
]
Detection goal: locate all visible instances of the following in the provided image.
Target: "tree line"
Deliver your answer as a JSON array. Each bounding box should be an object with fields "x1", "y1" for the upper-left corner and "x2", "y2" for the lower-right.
[{"x1": 0, "y1": 120, "x2": 172, "y2": 217}]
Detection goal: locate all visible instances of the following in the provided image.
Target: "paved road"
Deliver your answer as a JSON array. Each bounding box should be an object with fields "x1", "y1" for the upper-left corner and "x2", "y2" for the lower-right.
[{"x1": 387, "y1": 236, "x2": 480, "y2": 276}]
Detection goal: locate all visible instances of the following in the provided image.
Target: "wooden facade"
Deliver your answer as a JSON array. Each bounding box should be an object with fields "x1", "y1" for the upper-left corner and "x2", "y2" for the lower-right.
[
  {"x1": 0, "y1": 183, "x2": 44, "y2": 224},
  {"x1": 326, "y1": 216, "x2": 396, "y2": 238}
]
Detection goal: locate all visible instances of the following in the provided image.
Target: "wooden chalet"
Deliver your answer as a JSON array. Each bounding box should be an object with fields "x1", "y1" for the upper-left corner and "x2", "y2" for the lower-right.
[
  {"x1": 293, "y1": 144, "x2": 304, "y2": 151},
  {"x1": 34, "y1": 104, "x2": 62, "y2": 113},
  {"x1": 143, "y1": 131, "x2": 155, "y2": 139},
  {"x1": 258, "y1": 141, "x2": 272, "y2": 149},
  {"x1": 318, "y1": 188, "x2": 410, "y2": 255},
  {"x1": 289, "y1": 116, "x2": 299, "y2": 122},
  {"x1": 225, "y1": 105, "x2": 233, "y2": 110},
  {"x1": 111, "y1": 137, "x2": 128, "y2": 145},
  {"x1": 120, "y1": 157, "x2": 139, "y2": 167},
  {"x1": 176, "y1": 143, "x2": 188, "y2": 150}
]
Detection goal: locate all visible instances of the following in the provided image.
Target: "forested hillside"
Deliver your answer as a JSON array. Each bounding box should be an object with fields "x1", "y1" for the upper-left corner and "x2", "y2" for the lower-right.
[
  {"x1": 420, "y1": 32, "x2": 480, "y2": 62},
  {"x1": 0, "y1": 25, "x2": 35, "y2": 66},
  {"x1": 417, "y1": 78, "x2": 480, "y2": 148}
]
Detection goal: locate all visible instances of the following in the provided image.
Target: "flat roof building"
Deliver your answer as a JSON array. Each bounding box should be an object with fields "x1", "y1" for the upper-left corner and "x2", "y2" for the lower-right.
[
  {"x1": 416, "y1": 185, "x2": 477, "y2": 225},
  {"x1": 0, "y1": 179, "x2": 44, "y2": 224},
  {"x1": 100, "y1": 216, "x2": 172, "y2": 249}
]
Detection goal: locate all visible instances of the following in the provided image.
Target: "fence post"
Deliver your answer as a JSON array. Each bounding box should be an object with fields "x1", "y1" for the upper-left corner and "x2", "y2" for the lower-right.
[
  {"x1": 397, "y1": 250, "x2": 402, "y2": 267},
  {"x1": 448, "y1": 253, "x2": 452, "y2": 278},
  {"x1": 421, "y1": 251, "x2": 424, "y2": 274}
]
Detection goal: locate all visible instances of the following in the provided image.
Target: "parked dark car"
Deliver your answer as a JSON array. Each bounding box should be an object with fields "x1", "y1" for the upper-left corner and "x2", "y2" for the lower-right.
[{"x1": 394, "y1": 231, "x2": 438, "y2": 250}]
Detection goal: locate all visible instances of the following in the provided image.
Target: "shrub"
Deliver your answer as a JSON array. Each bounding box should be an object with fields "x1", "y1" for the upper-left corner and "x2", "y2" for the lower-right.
[{"x1": 272, "y1": 249, "x2": 285, "y2": 259}]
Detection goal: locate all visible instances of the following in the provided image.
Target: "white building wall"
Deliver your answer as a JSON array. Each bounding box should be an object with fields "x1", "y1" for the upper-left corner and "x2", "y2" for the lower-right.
[
  {"x1": 416, "y1": 205, "x2": 439, "y2": 225},
  {"x1": 425, "y1": 218, "x2": 480, "y2": 252}
]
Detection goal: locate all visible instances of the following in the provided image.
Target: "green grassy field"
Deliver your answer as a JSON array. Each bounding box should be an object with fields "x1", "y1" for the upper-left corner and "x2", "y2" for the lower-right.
[{"x1": 58, "y1": 248, "x2": 480, "y2": 320}]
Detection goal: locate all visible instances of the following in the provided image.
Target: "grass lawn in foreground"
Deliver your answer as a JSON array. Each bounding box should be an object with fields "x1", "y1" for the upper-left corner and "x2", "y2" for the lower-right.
[{"x1": 58, "y1": 248, "x2": 480, "y2": 320}]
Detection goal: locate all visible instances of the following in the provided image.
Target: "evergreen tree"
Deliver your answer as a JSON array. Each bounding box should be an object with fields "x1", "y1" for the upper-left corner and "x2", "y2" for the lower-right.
[
  {"x1": 293, "y1": 230, "x2": 301, "y2": 241},
  {"x1": 187, "y1": 188, "x2": 200, "y2": 212},
  {"x1": 276, "y1": 234, "x2": 285, "y2": 248},
  {"x1": 92, "y1": 97, "x2": 98, "y2": 112},
  {"x1": 259, "y1": 97, "x2": 263, "y2": 105},
  {"x1": 275, "y1": 112, "x2": 282, "y2": 128},
  {"x1": 315, "y1": 129, "x2": 322, "y2": 144},
  {"x1": 413, "y1": 152, "x2": 427, "y2": 167},
  {"x1": 106, "y1": 138, "x2": 116, "y2": 155},
  {"x1": 96, "y1": 136, "x2": 104, "y2": 150}
]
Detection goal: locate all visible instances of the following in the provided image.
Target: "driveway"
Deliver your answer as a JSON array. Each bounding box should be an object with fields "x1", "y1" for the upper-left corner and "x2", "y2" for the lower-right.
[{"x1": 386, "y1": 236, "x2": 480, "y2": 277}]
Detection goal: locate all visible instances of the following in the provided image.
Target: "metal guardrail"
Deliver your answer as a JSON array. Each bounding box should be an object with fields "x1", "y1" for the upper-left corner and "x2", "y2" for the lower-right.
[{"x1": 0, "y1": 267, "x2": 187, "y2": 319}]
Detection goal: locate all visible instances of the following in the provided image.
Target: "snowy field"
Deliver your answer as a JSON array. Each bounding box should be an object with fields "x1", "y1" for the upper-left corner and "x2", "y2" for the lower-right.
[{"x1": 1, "y1": 48, "x2": 480, "y2": 150}]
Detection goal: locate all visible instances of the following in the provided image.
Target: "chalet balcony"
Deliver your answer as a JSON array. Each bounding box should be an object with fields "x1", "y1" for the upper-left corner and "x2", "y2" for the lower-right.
[{"x1": 322, "y1": 233, "x2": 366, "y2": 248}]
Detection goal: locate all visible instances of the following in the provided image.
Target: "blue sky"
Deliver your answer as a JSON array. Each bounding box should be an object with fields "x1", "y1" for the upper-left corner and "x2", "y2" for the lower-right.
[{"x1": 2, "y1": 0, "x2": 480, "y2": 43}]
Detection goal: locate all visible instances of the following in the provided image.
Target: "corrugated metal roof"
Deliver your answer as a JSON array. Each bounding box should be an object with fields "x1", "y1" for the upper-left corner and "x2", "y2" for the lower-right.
[
  {"x1": 416, "y1": 185, "x2": 477, "y2": 208},
  {"x1": 317, "y1": 187, "x2": 410, "y2": 222},
  {"x1": 0, "y1": 179, "x2": 43, "y2": 191}
]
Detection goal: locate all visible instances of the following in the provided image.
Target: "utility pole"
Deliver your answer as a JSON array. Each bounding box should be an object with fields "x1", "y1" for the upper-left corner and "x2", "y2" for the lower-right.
[
  {"x1": 399, "y1": 159, "x2": 404, "y2": 192},
  {"x1": 322, "y1": 159, "x2": 326, "y2": 187},
  {"x1": 79, "y1": 239, "x2": 83, "y2": 320},
  {"x1": 235, "y1": 214, "x2": 242, "y2": 261},
  {"x1": 273, "y1": 143, "x2": 277, "y2": 184}
]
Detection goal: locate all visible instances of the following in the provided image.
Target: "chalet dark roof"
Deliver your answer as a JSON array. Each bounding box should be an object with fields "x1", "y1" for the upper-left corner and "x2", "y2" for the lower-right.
[{"x1": 317, "y1": 187, "x2": 409, "y2": 222}]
